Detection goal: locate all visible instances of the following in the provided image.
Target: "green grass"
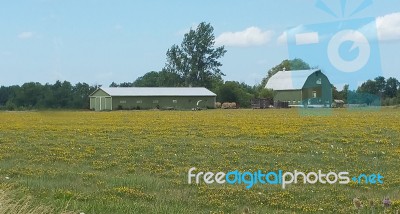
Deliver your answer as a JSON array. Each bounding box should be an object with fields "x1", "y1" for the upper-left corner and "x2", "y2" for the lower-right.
[{"x1": 0, "y1": 109, "x2": 399, "y2": 213}]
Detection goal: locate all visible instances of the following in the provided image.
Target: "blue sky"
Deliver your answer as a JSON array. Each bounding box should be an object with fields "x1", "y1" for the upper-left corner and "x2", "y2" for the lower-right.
[{"x1": 0, "y1": 0, "x2": 399, "y2": 87}]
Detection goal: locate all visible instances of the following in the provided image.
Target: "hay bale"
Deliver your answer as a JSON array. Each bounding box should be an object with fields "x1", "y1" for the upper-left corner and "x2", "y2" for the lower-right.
[
  {"x1": 221, "y1": 102, "x2": 230, "y2": 109},
  {"x1": 221, "y1": 102, "x2": 237, "y2": 109},
  {"x1": 215, "y1": 102, "x2": 222, "y2": 108},
  {"x1": 229, "y1": 102, "x2": 237, "y2": 109}
]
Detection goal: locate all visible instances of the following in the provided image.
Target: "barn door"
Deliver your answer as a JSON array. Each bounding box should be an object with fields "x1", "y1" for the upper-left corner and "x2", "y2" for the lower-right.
[
  {"x1": 95, "y1": 97, "x2": 101, "y2": 111},
  {"x1": 105, "y1": 97, "x2": 112, "y2": 110}
]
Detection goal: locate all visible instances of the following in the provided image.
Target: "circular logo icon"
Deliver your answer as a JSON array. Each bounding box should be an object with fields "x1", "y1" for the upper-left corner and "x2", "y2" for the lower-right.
[{"x1": 327, "y1": 30, "x2": 370, "y2": 73}]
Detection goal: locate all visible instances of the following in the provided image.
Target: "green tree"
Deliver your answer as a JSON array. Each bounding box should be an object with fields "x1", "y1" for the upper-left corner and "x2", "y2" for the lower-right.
[
  {"x1": 332, "y1": 84, "x2": 349, "y2": 102},
  {"x1": 342, "y1": 84, "x2": 349, "y2": 103},
  {"x1": 133, "y1": 71, "x2": 159, "y2": 87},
  {"x1": 258, "y1": 88, "x2": 274, "y2": 99},
  {"x1": 157, "y1": 70, "x2": 184, "y2": 86},
  {"x1": 357, "y1": 80, "x2": 378, "y2": 95},
  {"x1": 0, "y1": 85, "x2": 19, "y2": 109},
  {"x1": 72, "y1": 82, "x2": 92, "y2": 109},
  {"x1": 164, "y1": 22, "x2": 227, "y2": 89},
  {"x1": 0, "y1": 86, "x2": 17, "y2": 106},
  {"x1": 118, "y1": 82, "x2": 134, "y2": 87},
  {"x1": 39, "y1": 84, "x2": 55, "y2": 108},
  {"x1": 332, "y1": 86, "x2": 340, "y2": 100},
  {"x1": 217, "y1": 83, "x2": 238, "y2": 103},
  {"x1": 374, "y1": 76, "x2": 386, "y2": 94},
  {"x1": 216, "y1": 81, "x2": 254, "y2": 107},
  {"x1": 384, "y1": 77, "x2": 399, "y2": 98},
  {"x1": 54, "y1": 81, "x2": 73, "y2": 108},
  {"x1": 14, "y1": 82, "x2": 44, "y2": 108},
  {"x1": 0, "y1": 81, "x2": 99, "y2": 110},
  {"x1": 132, "y1": 71, "x2": 183, "y2": 87},
  {"x1": 397, "y1": 90, "x2": 400, "y2": 104},
  {"x1": 109, "y1": 82, "x2": 119, "y2": 87}
]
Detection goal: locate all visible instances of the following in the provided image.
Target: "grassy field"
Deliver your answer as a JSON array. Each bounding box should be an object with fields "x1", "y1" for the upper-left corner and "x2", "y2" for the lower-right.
[{"x1": 0, "y1": 109, "x2": 399, "y2": 213}]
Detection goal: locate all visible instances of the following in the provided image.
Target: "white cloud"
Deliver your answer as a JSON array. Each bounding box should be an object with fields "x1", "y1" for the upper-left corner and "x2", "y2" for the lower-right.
[
  {"x1": 215, "y1": 27, "x2": 274, "y2": 47},
  {"x1": 376, "y1": 12, "x2": 400, "y2": 41},
  {"x1": 18, "y1": 31, "x2": 34, "y2": 39},
  {"x1": 276, "y1": 25, "x2": 308, "y2": 45},
  {"x1": 295, "y1": 32, "x2": 320, "y2": 45},
  {"x1": 277, "y1": 32, "x2": 287, "y2": 45}
]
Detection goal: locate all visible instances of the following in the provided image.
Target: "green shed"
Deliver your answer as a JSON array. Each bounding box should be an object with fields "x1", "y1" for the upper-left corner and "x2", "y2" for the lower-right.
[
  {"x1": 89, "y1": 87, "x2": 216, "y2": 111},
  {"x1": 265, "y1": 69, "x2": 332, "y2": 107}
]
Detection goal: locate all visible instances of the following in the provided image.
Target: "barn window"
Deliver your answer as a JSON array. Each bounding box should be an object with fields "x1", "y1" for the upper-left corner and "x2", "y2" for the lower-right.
[
  {"x1": 136, "y1": 100, "x2": 142, "y2": 104},
  {"x1": 172, "y1": 100, "x2": 178, "y2": 103},
  {"x1": 313, "y1": 91, "x2": 317, "y2": 98},
  {"x1": 120, "y1": 100, "x2": 127, "y2": 104},
  {"x1": 316, "y1": 78, "x2": 322, "y2": 85},
  {"x1": 153, "y1": 100, "x2": 159, "y2": 104},
  {"x1": 293, "y1": 100, "x2": 296, "y2": 104}
]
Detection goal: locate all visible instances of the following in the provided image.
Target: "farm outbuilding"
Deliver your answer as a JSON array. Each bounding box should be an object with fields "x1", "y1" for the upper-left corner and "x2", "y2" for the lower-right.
[
  {"x1": 89, "y1": 87, "x2": 216, "y2": 111},
  {"x1": 251, "y1": 98, "x2": 273, "y2": 109},
  {"x1": 265, "y1": 69, "x2": 333, "y2": 107},
  {"x1": 332, "y1": 99, "x2": 345, "y2": 108}
]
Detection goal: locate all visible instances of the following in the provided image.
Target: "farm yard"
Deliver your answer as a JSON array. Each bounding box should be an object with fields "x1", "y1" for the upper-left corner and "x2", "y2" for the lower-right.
[{"x1": 0, "y1": 109, "x2": 400, "y2": 213}]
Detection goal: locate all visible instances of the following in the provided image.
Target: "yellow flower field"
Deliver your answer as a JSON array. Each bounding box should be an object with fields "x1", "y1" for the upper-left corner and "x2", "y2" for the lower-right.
[{"x1": 0, "y1": 109, "x2": 399, "y2": 213}]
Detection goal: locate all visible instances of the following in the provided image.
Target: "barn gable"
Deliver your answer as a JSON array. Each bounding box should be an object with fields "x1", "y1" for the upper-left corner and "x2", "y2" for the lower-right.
[
  {"x1": 89, "y1": 88, "x2": 111, "y2": 97},
  {"x1": 265, "y1": 69, "x2": 333, "y2": 106}
]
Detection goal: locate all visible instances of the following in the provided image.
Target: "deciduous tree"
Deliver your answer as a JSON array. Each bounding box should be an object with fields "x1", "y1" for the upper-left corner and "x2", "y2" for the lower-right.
[{"x1": 164, "y1": 22, "x2": 226, "y2": 89}]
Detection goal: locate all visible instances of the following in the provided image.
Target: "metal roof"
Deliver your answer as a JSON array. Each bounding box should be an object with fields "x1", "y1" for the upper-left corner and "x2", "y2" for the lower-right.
[
  {"x1": 93, "y1": 87, "x2": 216, "y2": 97},
  {"x1": 265, "y1": 69, "x2": 320, "y2": 90}
]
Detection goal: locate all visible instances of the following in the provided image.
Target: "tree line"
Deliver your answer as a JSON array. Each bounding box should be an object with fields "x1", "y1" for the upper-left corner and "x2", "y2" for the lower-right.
[
  {"x1": 0, "y1": 81, "x2": 96, "y2": 110},
  {"x1": 333, "y1": 76, "x2": 400, "y2": 106},
  {"x1": 1, "y1": 64, "x2": 399, "y2": 111},
  {"x1": 2, "y1": 58, "x2": 400, "y2": 110}
]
